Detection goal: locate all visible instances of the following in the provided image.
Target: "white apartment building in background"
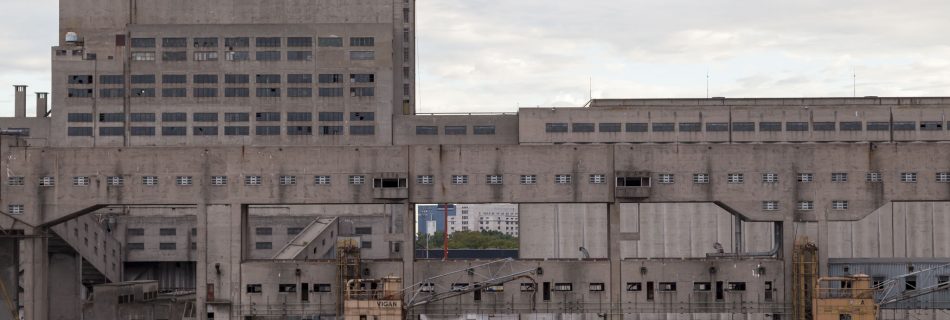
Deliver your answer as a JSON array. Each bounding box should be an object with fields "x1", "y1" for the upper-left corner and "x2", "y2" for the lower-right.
[{"x1": 447, "y1": 204, "x2": 519, "y2": 236}]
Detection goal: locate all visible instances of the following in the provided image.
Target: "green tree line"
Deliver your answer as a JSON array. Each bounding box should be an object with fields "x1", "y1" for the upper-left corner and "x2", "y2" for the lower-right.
[{"x1": 415, "y1": 231, "x2": 518, "y2": 249}]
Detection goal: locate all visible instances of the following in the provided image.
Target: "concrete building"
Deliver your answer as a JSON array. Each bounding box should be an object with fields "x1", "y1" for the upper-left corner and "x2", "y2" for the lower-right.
[
  {"x1": 449, "y1": 204, "x2": 519, "y2": 236},
  {"x1": 3, "y1": 1, "x2": 950, "y2": 320},
  {"x1": 416, "y1": 204, "x2": 455, "y2": 235}
]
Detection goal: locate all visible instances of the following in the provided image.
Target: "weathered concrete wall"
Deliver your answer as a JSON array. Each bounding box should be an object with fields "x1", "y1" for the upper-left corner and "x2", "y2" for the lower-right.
[{"x1": 519, "y1": 203, "x2": 608, "y2": 259}]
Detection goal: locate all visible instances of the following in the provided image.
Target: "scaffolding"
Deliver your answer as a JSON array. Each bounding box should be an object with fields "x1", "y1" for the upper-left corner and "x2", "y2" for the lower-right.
[
  {"x1": 793, "y1": 236, "x2": 818, "y2": 320},
  {"x1": 336, "y1": 237, "x2": 362, "y2": 316}
]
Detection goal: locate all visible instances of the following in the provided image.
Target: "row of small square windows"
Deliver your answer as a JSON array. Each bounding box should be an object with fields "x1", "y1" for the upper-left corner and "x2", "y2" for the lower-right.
[
  {"x1": 68, "y1": 73, "x2": 375, "y2": 85},
  {"x1": 127, "y1": 50, "x2": 375, "y2": 62},
  {"x1": 66, "y1": 87, "x2": 374, "y2": 98},
  {"x1": 68, "y1": 112, "x2": 375, "y2": 123},
  {"x1": 760, "y1": 200, "x2": 848, "y2": 211},
  {"x1": 546, "y1": 121, "x2": 947, "y2": 133},
  {"x1": 66, "y1": 125, "x2": 376, "y2": 137},
  {"x1": 126, "y1": 37, "x2": 376, "y2": 49},
  {"x1": 10, "y1": 172, "x2": 947, "y2": 188},
  {"x1": 646, "y1": 172, "x2": 950, "y2": 184},
  {"x1": 126, "y1": 227, "x2": 303, "y2": 237}
]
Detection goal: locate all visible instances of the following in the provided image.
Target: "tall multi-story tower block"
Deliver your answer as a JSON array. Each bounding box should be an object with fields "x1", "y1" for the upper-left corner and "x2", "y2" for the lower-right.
[{"x1": 53, "y1": 0, "x2": 416, "y2": 147}]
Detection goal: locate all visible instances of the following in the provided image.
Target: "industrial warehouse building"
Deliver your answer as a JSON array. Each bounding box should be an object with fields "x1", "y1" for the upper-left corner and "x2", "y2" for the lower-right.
[{"x1": 2, "y1": 0, "x2": 950, "y2": 319}]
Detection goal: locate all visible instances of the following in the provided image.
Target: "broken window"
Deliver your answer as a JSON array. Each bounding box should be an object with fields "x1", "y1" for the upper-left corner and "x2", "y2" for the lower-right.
[
  {"x1": 246, "y1": 284, "x2": 262, "y2": 293},
  {"x1": 727, "y1": 282, "x2": 746, "y2": 291},
  {"x1": 287, "y1": 126, "x2": 313, "y2": 135},
  {"x1": 373, "y1": 178, "x2": 407, "y2": 188},
  {"x1": 193, "y1": 126, "x2": 218, "y2": 136},
  {"x1": 319, "y1": 126, "x2": 343, "y2": 135},
  {"x1": 658, "y1": 282, "x2": 677, "y2": 292},
  {"x1": 616, "y1": 177, "x2": 650, "y2": 187},
  {"x1": 694, "y1": 282, "x2": 712, "y2": 291},
  {"x1": 626, "y1": 282, "x2": 642, "y2": 291}
]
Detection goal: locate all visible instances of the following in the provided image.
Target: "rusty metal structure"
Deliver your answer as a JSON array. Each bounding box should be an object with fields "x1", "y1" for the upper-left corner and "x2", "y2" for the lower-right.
[{"x1": 793, "y1": 237, "x2": 819, "y2": 320}]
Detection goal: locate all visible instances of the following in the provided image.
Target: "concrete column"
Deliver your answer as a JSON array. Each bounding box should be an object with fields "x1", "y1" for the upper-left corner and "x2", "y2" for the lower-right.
[
  {"x1": 47, "y1": 252, "x2": 80, "y2": 320},
  {"x1": 13, "y1": 86, "x2": 26, "y2": 118},
  {"x1": 196, "y1": 203, "x2": 208, "y2": 320},
  {"x1": 35, "y1": 93, "x2": 48, "y2": 118},
  {"x1": 197, "y1": 203, "x2": 241, "y2": 320},
  {"x1": 0, "y1": 239, "x2": 18, "y2": 320},
  {"x1": 607, "y1": 202, "x2": 622, "y2": 319},
  {"x1": 21, "y1": 232, "x2": 47, "y2": 320},
  {"x1": 402, "y1": 203, "x2": 415, "y2": 301}
]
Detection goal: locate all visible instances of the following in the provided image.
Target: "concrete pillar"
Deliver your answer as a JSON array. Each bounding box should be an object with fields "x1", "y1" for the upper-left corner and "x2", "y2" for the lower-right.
[
  {"x1": 35, "y1": 93, "x2": 48, "y2": 118},
  {"x1": 0, "y1": 239, "x2": 18, "y2": 320},
  {"x1": 402, "y1": 203, "x2": 415, "y2": 306},
  {"x1": 13, "y1": 86, "x2": 26, "y2": 118},
  {"x1": 196, "y1": 203, "x2": 207, "y2": 320},
  {"x1": 21, "y1": 232, "x2": 48, "y2": 320},
  {"x1": 47, "y1": 252, "x2": 80, "y2": 320},
  {"x1": 607, "y1": 202, "x2": 622, "y2": 319},
  {"x1": 197, "y1": 203, "x2": 243, "y2": 320}
]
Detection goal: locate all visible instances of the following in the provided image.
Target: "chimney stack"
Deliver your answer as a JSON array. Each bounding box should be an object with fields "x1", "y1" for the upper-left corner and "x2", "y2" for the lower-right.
[
  {"x1": 14, "y1": 85, "x2": 26, "y2": 117},
  {"x1": 36, "y1": 92, "x2": 48, "y2": 117}
]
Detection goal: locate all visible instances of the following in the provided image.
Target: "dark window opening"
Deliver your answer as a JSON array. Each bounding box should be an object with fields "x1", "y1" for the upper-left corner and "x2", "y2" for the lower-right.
[
  {"x1": 373, "y1": 178, "x2": 408, "y2": 188},
  {"x1": 617, "y1": 177, "x2": 651, "y2": 187}
]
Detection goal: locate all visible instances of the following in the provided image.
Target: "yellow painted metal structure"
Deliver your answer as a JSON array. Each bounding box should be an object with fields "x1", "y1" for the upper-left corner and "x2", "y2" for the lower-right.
[
  {"x1": 793, "y1": 237, "x2": 819, "y2": 320},
  {"x1": 813, "y1": 275, "x2": 878, "y2": 320}
]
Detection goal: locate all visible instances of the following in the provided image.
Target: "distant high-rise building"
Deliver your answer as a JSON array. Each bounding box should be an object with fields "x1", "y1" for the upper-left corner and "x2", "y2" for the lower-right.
[
  {"x1": 448, "y1": 204, "x2": 519, "y2": 236},
  {"x1": 416, "y1": 204, "x2": 455, "y2": 235}
]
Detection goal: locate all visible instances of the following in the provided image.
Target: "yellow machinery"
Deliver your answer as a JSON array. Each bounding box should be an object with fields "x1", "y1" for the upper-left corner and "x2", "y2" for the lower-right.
[{"x1": 813, "y1": 275, "x2": 878, "y2": 320}]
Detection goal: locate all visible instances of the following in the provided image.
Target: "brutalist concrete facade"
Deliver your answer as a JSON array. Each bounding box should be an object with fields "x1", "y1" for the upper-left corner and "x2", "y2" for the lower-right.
[{"x1": 2, "y1": 1, "x2": 950, "y2": 320}]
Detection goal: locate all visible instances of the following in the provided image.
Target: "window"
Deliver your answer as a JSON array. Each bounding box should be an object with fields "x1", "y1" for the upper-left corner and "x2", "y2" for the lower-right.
[
  {"x1": 127, "y1": 228, "x2": 144, "y2": 236},
  {"x1": 652, "y1": 123, "x2": 674, "y2": 132},
  {"x1": 937, "y1": 172, "x2": 950, "y2": 183},
  {"x1": 599, "y1": 123, "x2": 622, "y2": 132},
  {"x1": 350, "y1": 74, "x2": 375, "y2": 83},
  {"x1": 445, "y1": 126, "x2": 467, "y2": 135},
  {"x1": 452, "y1": 175, "x2": 469, "y2": 185},
  {"x1": 287, "y1": 37, "x2": 313, "y2": 47},
  {"x1": 256, "y1": 126, "x2": 281, "y2": 135},
  {"x1": 68, "y1": 113, "x2": 93, "y2": 122},
  {"x1": 350, "y1": 87, "x2": 374, "y2": 97},
  {"x1": 840, "y1": 121, "x2": 862, "y2": 131},
  {"x1": 176, "y1": 176, "x2": 193, "y2": 186},
  {"x1": 162, "y1": 127, "x2": 187, "y2": 136},
  {"x1": 193, "y1": 126, "x2": 218, "y2": 136},
  {"x1": 866, "y1": 172, "x2": 883, "y2": 182},
  {"x1": 318, "y1": 112, "x2": 344, "y2": 122},
  {"x1": 256, "y1": 112, "x2": 280, "y2": 122},
  {"x1": 225, "y1": 51, "x2": 250, "y2": 61},
  {"x1": 225, "y1": 37, "x2": 249, "y2": 47},
  {"x1": 193, "y1": 88, "x2": 217, "y2": 97},
  {"x1": 315, "y1": 283, "x2": 332, "y2": 292},
  {"x1": 350, "y1": 51, "x2": 375, "y2": 60},
  {"x1": 287, "y1": 227, "x2": 303, "y2": 235},
  {"x1": 159, "y1": 228, "x2": 176, "y2": 236},
  {"x1": 287, "y1": 74, "x2": 312, "y2": 84},
  {"x1": 545, "y1": 123, "x2": 568, "y2": 133},
  {"x1": 416, "y1": 126, "x2": 438, "y2": 135},
  {"x1": 658, "y1": 282, "x2": 677, "y2": 291},
  {"x1": 693, "y1": 173, "x2": 710, "y2": 184},
  {"x1": 287, "y1": 126, "x2": 313, "y2": 135},
  {"x1": 319, "y1": 126, "x2": 343, "y2": 135},
  {"x1": 349, "y1": 112, "x2": 375, "y2": 121},
  {"x1": 159, "y1": 243, "x2": 176, "y2": 250},
  {"x1": 657, "y1": 174, "x2": 674, "y2": 184},
  {"x1": 318, "y1": 37, "x2": 343, "y2": 47},
  {"x1": 679, "y1": 122, "x2": 701, "y2": 132},
  {"x1": 99, "y1": 113, "x2": 125, "y2": 122},
  {"x1": 194, "y1": 51, "x2": 218, "y2": 61},
  {"x1": 256, "y1": 88, "x2": 280, "y2": 97},
  {"x1": 762, "y1": 173, "x2": 779, "y2": 183},
  {"x1": 486, "y1": 175, "x2": 504, "y2": 185},
  {"x1": 866, "y1": 122, "x2": 890, "y2": 131},
  {"x1": 553, "y1": 283, "x2": 573, "y2": 292},
  {"x1": 797, "y1": 201, "x2": 814, "y2": 211},
  {"x1": 131, "y1": 38, "x2": 156, "y2": 48},
  {"x1": 211, "y1": 176, "x2": 228, "y2": 186},
  {"x1": 589, "y1": 175, "x2": 606, "y2": 184},
  {"x1": 693, "y1": 282, "x2": 712, "y2": 291},
  {"x1": 350, "y1": 37, "x2": 375, "y2": 46},
  {"x1": 130, "y1": 126, "x2": 154, "y2": 136},
  {"x1": 256, "y1": 242, "x2": 273, "y2": 250},
  {"x1": 901, "y1": 172, "x2": 917, "y2": 183},
  {"x1": 73, "y1": 176, "x2": 90, "y2": 186},
  {"x1": 162, "y1": 37, "x2": 186, "y2": 47},
  {"x1": 798, "y1": 173, "x2": 814, "y2": 182},
  {"x1": 786, "y1": 122, "x2": 809, "y2": 131},
  {"x1": 832, "y1": 200, "x2": 849, "y2": 210},
  {"x1": 162, "y1": 51, "x2": 187, "y2": 61},
  {"x1": 626, "y1": 123, "x2": 649, "y2": 132},
  {"x1": 256, "y1": 227, "x2": 273, "y2": 235},
  {"x1": 255, "y1": 37, "x2": 280, "y2": 47},
  {"x1": 98, "y1": 127, "x2": 123, "y2": 136},
  {"x1": 8, "y1": 205, "x2": 24, "y2": 215},
  {"x1": 831, "y1": 172, "x2": 848, "y2": 183},
  {"x1": 520, "y1": 283, "x2": 537, "y2": 292},
  {"x1": 225, "y1": 126, "x2": 250, "y2": 136},
  {"x1": 142, "y1": 176, "x2": 159, "y2": 186},
  {"x1": 6, "y1": 176, "x2": 24, "y2": 186},
  {"x1": 572, "y1": 123, "x2": 595, "y2": 132},
  {"x1": 286, "y1": 112, "x2": 312, "y2": 122},
  {"x1": 127, "y1": 243, "x2": 145, "y2": 250},
  {"x1": 245, "y1": 176, "x2": 262, "y2": 186},
  {"x1": 616, "y1": 177, "x2": 650, "y2": 187},
  {"x1": 354, "y1": 227, "x2": 372, "y2": 235},
  {"x1": 893, "y1": 121, "x2": 916, "y2": 131},
  {"x1": 732, "y1": 122, "x2": 755, "y2": 132},
  {"x1": 589, "y1": 283, "x2": 605, "y2": 292},
  {"x1": 224, "y1": 88, "x2": 249, "y2": 97},
  {"x1": 256, "y1": 51, "x2": 281, "y2": 61},
  {"x1": 350, "y1": 126, "x2": 375, "y2": 135},
  {"x1": 131, "y1": 52, "x2": 155, "y2": 61},
  {"x1": 727, "y1": 173, "x2": 744, "y2": 184},
  {"x1": 100, "y1": 75, "x2": 123, "y2": 84},
  {"x1": 626, "y1": 282, "x2": 642, "y2": 291},
  {"x1": 246, "y1": 284, "x2": 263, "y2": 293},
  {"x1": 192, "y1": 37, "x2": 217, "y2": 47},
  {"x1": 130, "y1": 113, "x2": 155, "y2": 122},
  {"x1": 99, "y1": 89, "x2": 124, "y2": 98},
  {"x1": 279, "y1": 176, "x2": 296, "y2": 185},
  {"x1": 762, "y1": 201, "x2": 779, "y2": 211},
  {"x1": 315, "y1": 176, "x2": 331, "y2": 185},
  {"x1": 39, "y1": 176, "x2": 55, "y2": 186},
  {"x1": 760, "y1": 122, "x2": 782, "y2": 131},
  {"x1": 726, "y1": 282, "x2": 747, "y2": 291},
  {"x1": 67, "y1": 88, "x2": 93, "y2": 98},
  {"x1": 921, "y1": 121, "x2": 944, "y2": 130},
  {"x1": 318, "y1": 88, "x2": 344, "y2": 97},
  {"x1": 705, "y1": 122, "x2": 729, "y2": 132},
  {"x1": 520, "y1": 175, "x2": 537, "y2": 185},
  {"x1": 318, "y1": 74, "x2": 343, "y2": 83},
  {"x1": 349, "y1": 175, "x2": 365, "y2": 185},
  {"x1": 813, "y1": 122, "x2": 836, "y2": 131},
  {"x1": 417, "y1": 175, "x2": 434, "y2": 184},
  {"x1": 555, "y1": 174, "x2": 572, "y2": 184},
  {"x1": 474, "y1": 125, "x2": 496, "y2": 135}
]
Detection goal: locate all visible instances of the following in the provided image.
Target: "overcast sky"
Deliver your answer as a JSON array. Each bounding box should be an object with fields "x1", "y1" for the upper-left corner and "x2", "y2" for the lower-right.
[{"x1": 2, "y1": 0, "x2": 949, "y2": 115}]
